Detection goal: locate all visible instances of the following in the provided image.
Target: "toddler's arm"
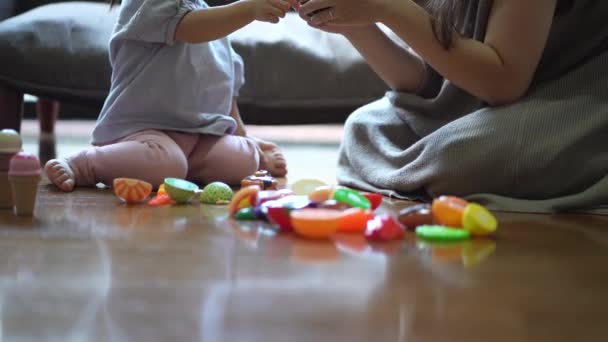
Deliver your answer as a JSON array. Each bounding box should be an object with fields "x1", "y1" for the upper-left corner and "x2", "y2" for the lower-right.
[{"x1": 176, "y1": 0, "x2": 297, "y2": 43}]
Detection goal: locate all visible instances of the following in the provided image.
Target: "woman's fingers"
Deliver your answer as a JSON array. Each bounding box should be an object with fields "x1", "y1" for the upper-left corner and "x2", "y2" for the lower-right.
[
  {"x1": 299, "y1": 0, "x2": 334, "y2": 16},
  {"x1": 310, "y1": 7, "x2": 335, "y2": 26}
]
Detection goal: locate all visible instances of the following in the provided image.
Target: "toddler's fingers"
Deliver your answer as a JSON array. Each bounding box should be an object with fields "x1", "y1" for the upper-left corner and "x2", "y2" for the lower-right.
[{"x1": 263, "y1": 14, "x2": 281, "y2": 23}]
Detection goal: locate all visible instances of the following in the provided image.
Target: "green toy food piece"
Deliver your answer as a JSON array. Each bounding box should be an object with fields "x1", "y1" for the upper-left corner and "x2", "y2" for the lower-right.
[
  {"x1": 415, "y1": 225, "x2": 470, "y2": 242},
  {"x1": 201, "y1": 182, "x2": 234, "y2": 204},
  {"x1": 333, "y1": 188, "x2": 371, "y2": 209},
  {"x1": 164, "y1": 178, "x2": 199, "y2": 204},
  {"x1": 235, "y1": 207, "x2": 257, "y2": 220}
]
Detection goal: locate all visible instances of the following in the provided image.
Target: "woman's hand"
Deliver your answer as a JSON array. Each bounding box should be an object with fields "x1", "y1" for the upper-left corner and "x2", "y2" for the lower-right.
[
  {"x1": 243, "y1": 0, "x2": 299, "y2": 23},
  {"x1": 297, "y1": 0, "x2": 392, "y2": 27}
]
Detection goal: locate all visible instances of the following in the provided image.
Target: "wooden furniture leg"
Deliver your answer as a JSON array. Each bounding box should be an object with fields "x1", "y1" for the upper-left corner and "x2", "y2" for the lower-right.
[
  {"x1": 37, "y1": 98, "x2": 60, "y2": 164},
  {"x1": 0, "y1": 85, "x2": 23, "y2": 131}
]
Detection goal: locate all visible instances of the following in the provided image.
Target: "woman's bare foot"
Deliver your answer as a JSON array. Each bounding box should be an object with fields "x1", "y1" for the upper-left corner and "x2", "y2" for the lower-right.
[
  {"x1": 44, "y1": 159, "x2": 76, "y2": 192},
  {"x1": 252, "y1": 137, "x2": 287, "y2": 177}
]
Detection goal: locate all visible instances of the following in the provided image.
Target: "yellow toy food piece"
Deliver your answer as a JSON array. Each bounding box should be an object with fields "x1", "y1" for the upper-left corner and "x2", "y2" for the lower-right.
[{"x1": 462, "y1": 203, "x2": 497, "y2": 236}]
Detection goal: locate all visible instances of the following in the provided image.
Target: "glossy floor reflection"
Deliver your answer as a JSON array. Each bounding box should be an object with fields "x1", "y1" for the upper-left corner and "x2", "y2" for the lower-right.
[{"x1": 0, "y1": 183, "x2": 607, "y2": 341}]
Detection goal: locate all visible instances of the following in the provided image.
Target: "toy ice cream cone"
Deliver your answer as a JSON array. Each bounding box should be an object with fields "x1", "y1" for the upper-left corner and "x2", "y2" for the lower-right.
[
  {"x1": 9, "y1": 152, "x2": 41, "y2": 216},
  {"x1": 0, "y1": 129, "x2": 23, "y2": 209}
]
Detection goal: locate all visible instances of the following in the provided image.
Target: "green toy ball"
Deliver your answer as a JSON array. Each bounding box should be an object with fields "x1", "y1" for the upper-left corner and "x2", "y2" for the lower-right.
[{"x1": 201, "y1": 182, "x2": 234, "y2": 204}]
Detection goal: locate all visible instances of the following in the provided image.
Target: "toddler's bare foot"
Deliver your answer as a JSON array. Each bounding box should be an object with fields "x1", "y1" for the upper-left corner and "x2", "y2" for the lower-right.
[
  {"x1": 45, "y1": 159, "x2": 76, "y2": 192},
  {"x1": 252, "y1": 138, "x2": 287, "y2": 177}
]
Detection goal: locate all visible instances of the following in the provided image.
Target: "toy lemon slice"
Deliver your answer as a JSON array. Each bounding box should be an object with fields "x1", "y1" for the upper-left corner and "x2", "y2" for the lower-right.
[
  {"x1": 164, "y1": 178, "x2": 199, "y2": 204},
  {"x1": 415, "y1": 225, "x2": 470, "y2": 242},
  {"x1": 291, "y1": 178, "x2": 327, "y2": 196},
  {"x1": 113, "y1": 178, "x2": 152, "y2": 204},
  {"x1": 462, "y1": 203, "x2": 498, "y2": 236}
]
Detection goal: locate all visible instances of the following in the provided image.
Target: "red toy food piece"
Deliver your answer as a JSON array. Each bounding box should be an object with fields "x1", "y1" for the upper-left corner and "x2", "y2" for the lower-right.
[
  {"x1": 365, "y1": 214, "x2": 405, "y2": 241},
  {"x1": 361, "y1": 192, "x2": 383, "y2": 210},
  {"x1": 431, "y1": 196, "x2": 468, "y2": 228}
]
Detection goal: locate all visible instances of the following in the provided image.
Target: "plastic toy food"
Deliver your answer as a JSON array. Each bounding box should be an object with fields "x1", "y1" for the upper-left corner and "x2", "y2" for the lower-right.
[
  {"x1": 415, "y1": 225, "x2": 470, "y2": 242},
  {"x1": 431, "y1": 196, "x2": 468, "y2": 227},
  {"x1": 398, "y1": 204, "x2": 434, "y2": 229},
  {"x1": 264, "y1": 195, "x2": 314, "y2": 231},
  {"x1": 308, "y1": 185, "x2": 335, "y2": 203},
  {"x1": 333, "y1": 188, "x2": 371, "y2": 209},
  {"x1": 113, "y1": 178, "x2": 152, "y2": 204},
  {"x1": 0, "y1": 129, "x2": 22, "y2": 209},
  {"x1": 291, "y1": 178, "x2": 327, "y2": 196},
  {"x1": 229, "y1": 185, "x2": 260, "y2": 214},
  {"x1": 148, "y1": 193, "x2": 174, "y2": 206},
  {"x1": 462, "y1": 203, "x2": 498, "y2": 236},
  {"x1": 164, "y1": 178, "x2": 199, "y2": 204},
  {"x1": 255, "y1": 189, "x2": 294, "y2": 206},
  {"x1": 361, "y1": 192, "x2": 383, "y2": 210},
  {"x1": 365, "y1": 214, "x2": 405, "y2": 241},
  {"x1": 8, "y1": 152, "x2": 41, "y2": 216},
  {"x1": 241, "y1": 170, "x2": 277, "y2": 190},
  {"x1": 200, "y1": 181, "x2": 233, "y2": 204},
  {"x1": 337, "y1": 208, "x2": 375, "y2": 233},
  {"x1": 290, "y1": 208, "x2": 343, "y2": 239}
]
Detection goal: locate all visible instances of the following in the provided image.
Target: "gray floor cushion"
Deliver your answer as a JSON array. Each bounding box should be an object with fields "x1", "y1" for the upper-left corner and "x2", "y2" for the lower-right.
[{"x1": 0, "y1": 2, "x2": 387, "y2": 119}]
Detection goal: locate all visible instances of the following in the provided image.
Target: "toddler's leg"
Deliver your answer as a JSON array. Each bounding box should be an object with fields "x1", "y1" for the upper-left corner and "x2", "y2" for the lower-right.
[
  {"x1": 185, "y1": 134, "x2": 263, "y2": 186},
  {"x1": 45, "y1": 130, "x2": 191, "y2": 191}
]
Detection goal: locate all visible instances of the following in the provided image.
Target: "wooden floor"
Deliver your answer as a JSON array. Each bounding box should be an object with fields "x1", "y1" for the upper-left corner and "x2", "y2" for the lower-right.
[{"x1": 0, "y1": 181, "x2": 607, "y2": 341}]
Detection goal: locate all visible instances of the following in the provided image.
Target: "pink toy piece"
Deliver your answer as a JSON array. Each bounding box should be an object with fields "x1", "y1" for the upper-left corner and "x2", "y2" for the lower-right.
[
  {"x1": 256, "y1": 189, "x2": 294, "y2": 206},
  {"x1": 8, "y1": 152, "x2": 41, "y2": 177}
]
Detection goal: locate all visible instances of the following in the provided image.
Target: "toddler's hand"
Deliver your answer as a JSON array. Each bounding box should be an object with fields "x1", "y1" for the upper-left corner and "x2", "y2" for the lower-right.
[{"x1": 244, "y1": 0, "x2": 295, "y2": 23}]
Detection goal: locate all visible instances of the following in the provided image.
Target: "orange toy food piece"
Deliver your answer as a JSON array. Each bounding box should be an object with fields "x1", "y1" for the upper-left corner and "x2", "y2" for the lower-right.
[
  {"x1": 113, "y1": 178, "x2": 153, "y2": 204},
  {"x1": 432, "y1": 196, "x2": 468, "y2": 227},
  {"x1": 148, "y1": 193, "x2": 175, "y2": 206},
  {"x1": 337, "y1": 208, "x2": 375, "y2": 233},
  {"x1": 228, "y1": 185, "x2": 260, "y2": 215},
  {"x1": 290, "y1": 208, "x2": 343, "y2": 239}
]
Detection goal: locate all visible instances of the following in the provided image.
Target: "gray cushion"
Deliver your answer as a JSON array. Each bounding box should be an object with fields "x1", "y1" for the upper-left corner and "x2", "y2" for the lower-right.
[
  {"x1": 0, "y1": 2, "x2": 387, "y2": 119},
  {"x1": 0, "y1": 2, "x2": 116, "y2": 101}
]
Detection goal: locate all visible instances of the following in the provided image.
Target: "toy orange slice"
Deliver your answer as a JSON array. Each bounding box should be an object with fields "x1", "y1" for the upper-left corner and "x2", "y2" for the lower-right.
[
  {"x1": 113, "y1": 178, "x2": 153, "y2": 204},
  {"x1": 432, "y1": 195, "x2": 468, "y2": 227},
  {"x1": 290, "y1": 208, "x2": 343, "y2": 239},
  {"x1": 228, "y1": 185, "x2": 261, "y2": 215}
]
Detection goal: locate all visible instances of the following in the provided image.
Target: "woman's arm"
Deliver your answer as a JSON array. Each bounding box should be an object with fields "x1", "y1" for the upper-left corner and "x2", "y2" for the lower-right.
[
  {"x1": 176, "y1": 0, "x2": 294, "y2": 44},
  {"x1": 301, "y1": 0, "x2": 558, "y2": 105},
  {"x1": 342, "y1": 26, "x2": 426, "y2": 93},
  {"x1": 379, "y1": 0, "x2": 558, "y2": 105}
]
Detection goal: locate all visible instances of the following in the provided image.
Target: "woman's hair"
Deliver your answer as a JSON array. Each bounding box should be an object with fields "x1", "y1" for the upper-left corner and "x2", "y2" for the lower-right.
[
  {"x1": 418, "y1": 0, "x2": 470, "y2": 49},
  {"x1": 109, "y1": 0, "x2": 119, "y2": 7}
]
